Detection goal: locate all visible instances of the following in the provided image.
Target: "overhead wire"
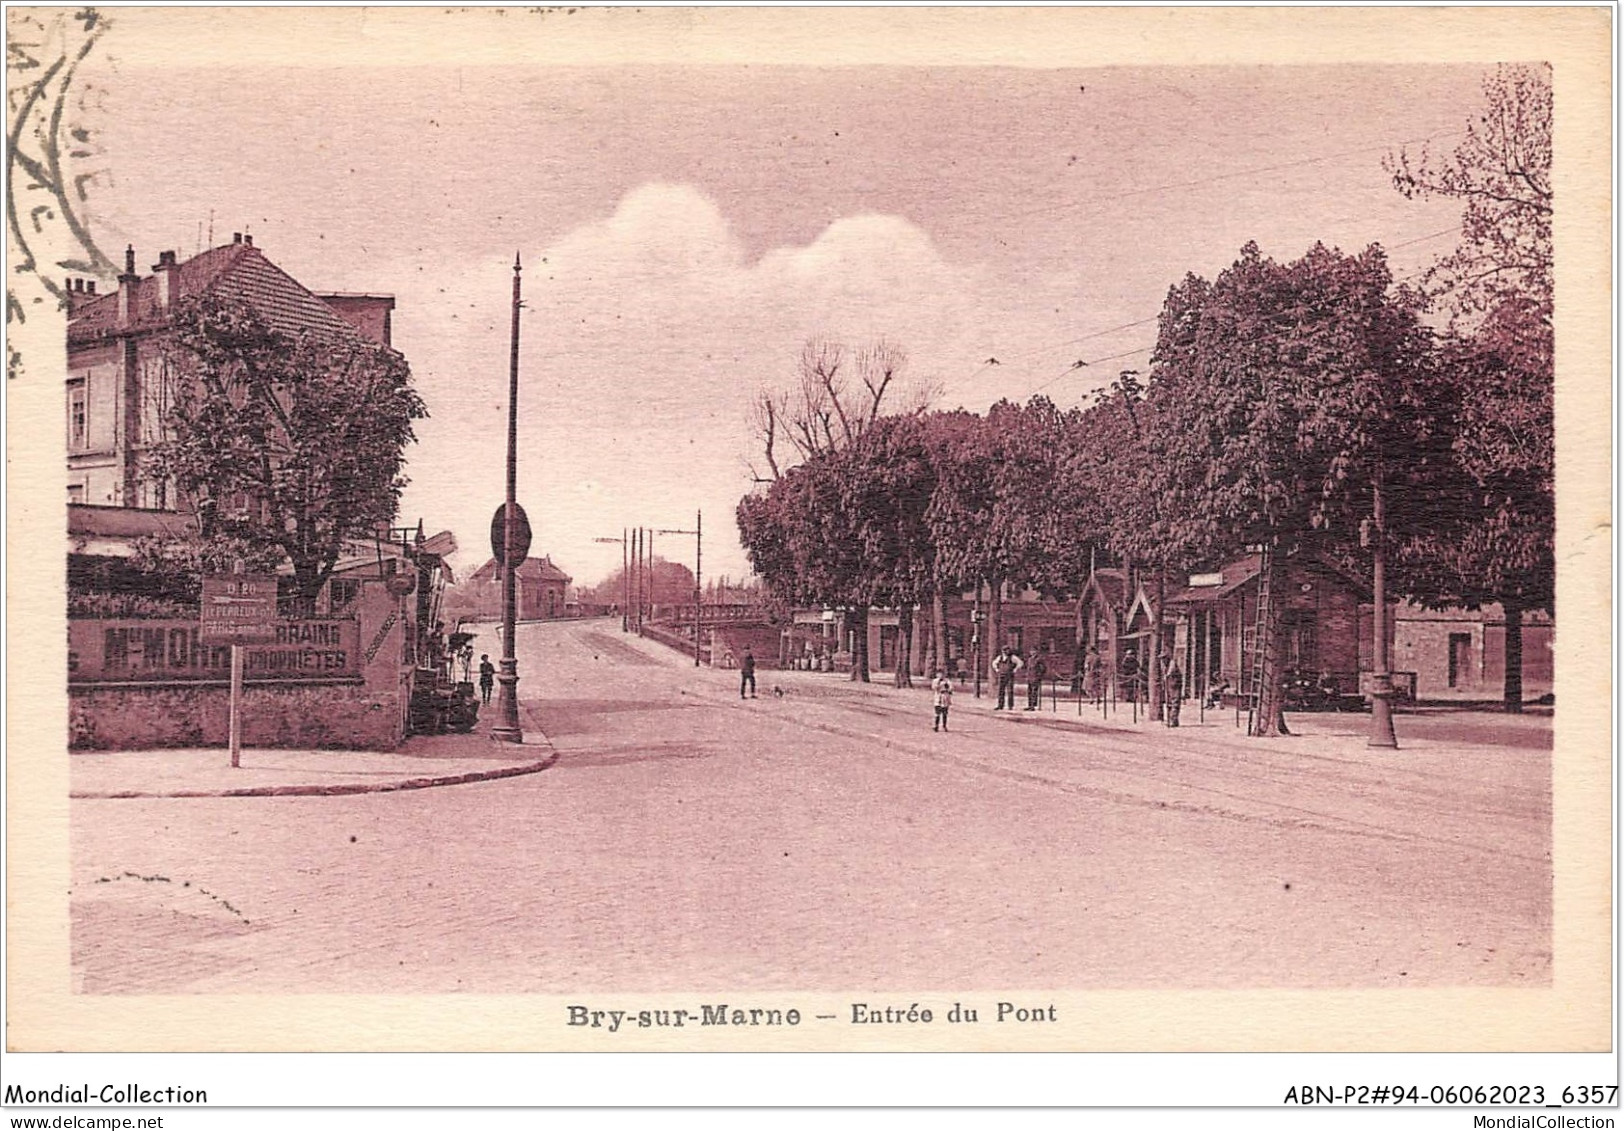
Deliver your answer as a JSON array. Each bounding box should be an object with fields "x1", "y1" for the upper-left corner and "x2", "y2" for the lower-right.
[{"x1": 940, "y1": 225, "x2": 1462, "y2": 407}]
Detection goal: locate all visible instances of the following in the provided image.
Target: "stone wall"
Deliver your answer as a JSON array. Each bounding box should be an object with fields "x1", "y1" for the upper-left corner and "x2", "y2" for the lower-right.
[{"x1": 69, "y1": 679, "x2": 402, "y2": 751}]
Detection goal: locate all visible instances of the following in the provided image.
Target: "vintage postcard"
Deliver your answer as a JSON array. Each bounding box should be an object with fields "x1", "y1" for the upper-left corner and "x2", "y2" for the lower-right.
[{"x1": 3, "y1": 3, "x2": 1612, "y2": 1083}]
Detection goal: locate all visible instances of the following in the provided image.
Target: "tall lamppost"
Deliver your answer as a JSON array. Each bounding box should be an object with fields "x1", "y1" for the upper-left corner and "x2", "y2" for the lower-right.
[
  {"x1": 490, "y1": 253, "x2": 525, "y2": 744},
  {"x1": 971, "y1": 593, "x2": 983, "y2": 699},
  {"x1": 658, "y1": 510, "x2": 703, "y2": 666},
  {"x1": 1367, "y1": 456, "x2": 1398, "y2": 748}
]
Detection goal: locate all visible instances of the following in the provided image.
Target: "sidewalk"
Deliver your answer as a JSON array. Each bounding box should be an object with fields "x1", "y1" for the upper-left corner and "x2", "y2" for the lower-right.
[
  {"x1": 70, "y1": 703, "x2": 555, "y2": 800},
  {"x1": 660, "y1": 655, "x2": 1550, "y2": 858}
]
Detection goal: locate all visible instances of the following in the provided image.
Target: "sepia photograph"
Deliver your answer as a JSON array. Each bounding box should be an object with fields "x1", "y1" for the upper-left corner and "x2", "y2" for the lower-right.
[{"x1": 3, "y1": 2, "x2": 1613, "y2": 1114}]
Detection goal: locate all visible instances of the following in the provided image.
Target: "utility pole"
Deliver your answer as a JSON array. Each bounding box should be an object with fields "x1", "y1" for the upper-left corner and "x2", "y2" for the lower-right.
[
  {"x1": 491, "y1": 252, "x2": 525, "y2": 744},
  {"x1": 642, "y1": 528, "x2": 658, "y2": 625},
  {"x1": 657, "y1": 511, "x2": 702, "y2": 666},
  {"x1": 592, "y1": 532, "x2": 630, "y2": 631}
]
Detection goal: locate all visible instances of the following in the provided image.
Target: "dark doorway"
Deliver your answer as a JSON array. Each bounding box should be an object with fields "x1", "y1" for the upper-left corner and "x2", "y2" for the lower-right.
[{"x1": 1448, "y1": 632, "x2": 1472, "y2": 688}]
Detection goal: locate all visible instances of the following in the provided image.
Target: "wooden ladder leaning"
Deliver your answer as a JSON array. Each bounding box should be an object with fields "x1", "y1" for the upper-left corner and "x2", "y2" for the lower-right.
[{"x1": 1246, "y1": 543, "x2": 1273, "y2": 736}]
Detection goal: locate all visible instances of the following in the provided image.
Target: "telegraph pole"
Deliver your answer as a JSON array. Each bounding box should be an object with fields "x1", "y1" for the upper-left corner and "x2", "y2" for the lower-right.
[
  {"x1": 592, "y1": 532, "x2": 630, "y2": 631},
  {"x1": 657, "y1": 511, "x2": 702, "y2": 666},
  {"x1": 490, "y1": 253, "x2": 525, "y2": 744}
]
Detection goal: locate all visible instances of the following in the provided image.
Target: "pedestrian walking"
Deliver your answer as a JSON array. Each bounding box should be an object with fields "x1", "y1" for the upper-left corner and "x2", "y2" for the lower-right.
[
  {"x1": 740, "y1": 647, "x2": 757, "y2": 699},
  {"x1": 932, "y1": 670, "x2": 954, "y2": 731},
  {"x1": 1026, "y1": 655, "x2": 1048, "y2": 710},
  {"x1": 477, "y1": 654, "x2": 495, "y2": 706},
  {"x1": 1164, "y1": 656, "x2": 1184, "y2": 727},
  {"x1": 1083, "y1": 645, "x2": 1101, "y2": 702}
]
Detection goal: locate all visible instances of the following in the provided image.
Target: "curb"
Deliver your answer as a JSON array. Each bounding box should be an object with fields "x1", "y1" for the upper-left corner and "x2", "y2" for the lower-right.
[
  {"x1": 72, "y1": 706, "x2": 559, "y2": 801},
  {"x1": 71, "y1": 754, "x2": 558, "y2": 800}
]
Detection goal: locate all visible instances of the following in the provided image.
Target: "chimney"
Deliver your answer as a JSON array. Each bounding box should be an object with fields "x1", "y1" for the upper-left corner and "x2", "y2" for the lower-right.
[
  {"x1": 116, "y1": 245, "x2": 139, "y2": 327},
  {"x1": 243, "y1": 234, "x2": 253, "y2": 247},
  {"x1": 232, "y1": 232, "x2": 242, "y2": 244},
  {"x1": 152, "y1": 249, "x2": 179, "y2": 310}
]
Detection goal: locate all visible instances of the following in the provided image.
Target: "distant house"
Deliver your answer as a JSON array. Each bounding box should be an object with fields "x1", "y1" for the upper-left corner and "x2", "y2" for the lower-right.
[
  {"x1": 65, "y1": 234, "x2": 396, "y2": 510},
  {"x1": 467, "y1": 556, "x2": 573, "y2": 621},
  {"x1": 1392, "y1": 602, "x2": 1553, "y2": 703}
]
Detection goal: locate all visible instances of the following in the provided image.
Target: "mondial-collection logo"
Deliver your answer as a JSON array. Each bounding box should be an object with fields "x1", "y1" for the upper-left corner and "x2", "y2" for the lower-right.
[{"x1": 2, "y1": 1084, "x2": 208, "y2": 1105}]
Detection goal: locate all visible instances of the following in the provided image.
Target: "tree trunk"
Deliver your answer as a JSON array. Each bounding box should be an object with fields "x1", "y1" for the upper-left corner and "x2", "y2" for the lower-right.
[
  {"x1": 1252, "y1": 551, "x2": 1290, "y2": 736},
  {"x1": 932, "y1": 590, "x2": 948, "y2": 679},
  {"x1": 895, "y1": 605, "x2": 914, "y2": 688},
  {"x1": 1503, "y1": 602, "x2": 1524, "y2": 714},
  {"x1": 987, "y1": 577, "x2": 1004, "y2": 681},
  {"x1": 1147, "y1": 568, "x2": 1165, "y2": 722},
  {"x1": 849, "y1": 604, "x2": 870, "y2": 683},
  {"x1": 289, "y1": 562, "x2": 322, "y2": 619}
]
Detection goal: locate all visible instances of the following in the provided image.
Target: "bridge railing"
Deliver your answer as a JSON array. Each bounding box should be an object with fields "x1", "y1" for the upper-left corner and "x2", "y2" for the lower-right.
[{"x1": 662, "y1": 603, "x2": 768, "y2": 624}]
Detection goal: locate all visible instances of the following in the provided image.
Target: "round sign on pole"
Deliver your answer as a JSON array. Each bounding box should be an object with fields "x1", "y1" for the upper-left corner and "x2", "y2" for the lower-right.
[{"x1": 490, "y1": 502, "x2": 533, "y2": 566}]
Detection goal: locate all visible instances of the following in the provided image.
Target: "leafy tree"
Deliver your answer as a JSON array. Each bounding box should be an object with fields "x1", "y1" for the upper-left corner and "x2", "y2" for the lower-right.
[
  {"x1": 1142, "y1": 241, "x2": 1432, "y2": 735},
  {"x1": 145, "y1": 294, "x2": 428, "y2": 607},
  {"x1": 1392, "y1": 294, "x2": 1553, "y2": 709},
  {"x1": 1388, "y1": 64, "x2": 1554, "y2": 711},
  {"x1": 1083, "y1": 371, "x2": 1207, "y2": 719},
  {"x1": 841, "y1": 414, "x2": 940, "y2": 686},
  {"x1": 926, "y1": 399, "x2": 1085, "y2": 682},
  {"x1": 738, "y1": 413, "x2": 942, "y2": 684}
]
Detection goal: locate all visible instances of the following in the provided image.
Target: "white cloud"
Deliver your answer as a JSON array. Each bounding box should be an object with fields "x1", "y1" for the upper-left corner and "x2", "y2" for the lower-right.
[{"x1": 394, "y1": 182, "x2": 1071, "y2": 586}]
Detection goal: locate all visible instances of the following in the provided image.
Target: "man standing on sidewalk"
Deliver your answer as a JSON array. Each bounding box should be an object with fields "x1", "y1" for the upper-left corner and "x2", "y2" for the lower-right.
[
  {"x1": 1164, "y1": 655, "x2": 1183, "y2": 727},
  {"x1": 1026, "y1": 655, "x2": 1047, "y2": 710},
  {"x1": 993, "y1": 647, "x2": 1022, "y2": 710},
  {"x1": 740, "y1": 647, "x2": 757, "y2": 699}
]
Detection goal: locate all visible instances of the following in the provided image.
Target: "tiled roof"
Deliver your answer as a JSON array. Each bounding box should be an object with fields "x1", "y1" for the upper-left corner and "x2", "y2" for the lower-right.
[
  {"x1": 1168, "y1": 553, "x2": 1263, "y2": 605},
  {"x1": 67, "y1": 243, "x2": 367, "y2": 346},
  {"x1": 1166, "y1": 551, "x2": 1371, "y2": 606},
  {"x1": 469, "y1": 556, "x2": 573, "y2": 585}
]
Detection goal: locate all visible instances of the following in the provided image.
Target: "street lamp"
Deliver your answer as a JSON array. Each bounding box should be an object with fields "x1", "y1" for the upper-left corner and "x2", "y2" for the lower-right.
[
  {"x1": 1367, "y1": 456, "x2": 1398, "y2": 748},
  {"x1": 971, "y1": 597, "x2": 983, "y2": 699},
  {"x1": 490, "y1": 252, "x2": 525, "y2": 744}
]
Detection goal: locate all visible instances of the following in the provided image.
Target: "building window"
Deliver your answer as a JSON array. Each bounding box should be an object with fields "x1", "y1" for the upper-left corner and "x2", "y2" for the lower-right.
[
  {"x1": 67, "y1": 380, "x2": 88, "y2": 451},
  {"x1": 67, "y1": 483, "x2": 85, "y2": 504},
  {"x1": 329, "y1": 578, "x2": 361, "y2": 614}
]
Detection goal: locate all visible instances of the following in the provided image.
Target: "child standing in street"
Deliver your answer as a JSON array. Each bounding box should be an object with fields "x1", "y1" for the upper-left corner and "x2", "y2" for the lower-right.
[{"x1": 932, "y1": 670, "x2": 954, "y2": 732}]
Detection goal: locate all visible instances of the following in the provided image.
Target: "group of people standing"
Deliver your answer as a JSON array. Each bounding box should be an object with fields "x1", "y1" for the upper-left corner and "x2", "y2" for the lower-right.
[
  {"x1": 926, "y1": 643, "x2": 1186, "y2": 731},
  {"x1": 989, "y1": 647, "x2": 1048, "y2": 712}
]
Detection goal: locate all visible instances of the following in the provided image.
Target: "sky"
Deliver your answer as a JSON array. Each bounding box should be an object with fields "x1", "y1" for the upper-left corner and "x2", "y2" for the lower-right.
[{"x1": 69, "y1": 11, "x2": 1488, "y2": 587}]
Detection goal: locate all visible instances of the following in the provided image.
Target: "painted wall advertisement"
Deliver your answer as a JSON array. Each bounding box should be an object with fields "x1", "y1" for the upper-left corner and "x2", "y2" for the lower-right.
[{"x1": 69, "y1": 618, "x2": 361, "y2": 683}]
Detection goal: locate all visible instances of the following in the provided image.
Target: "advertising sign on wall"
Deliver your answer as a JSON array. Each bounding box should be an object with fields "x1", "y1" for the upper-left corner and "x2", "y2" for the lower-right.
[{"x1": 69, "y1": 619, "x2": 361, "y2": 684}]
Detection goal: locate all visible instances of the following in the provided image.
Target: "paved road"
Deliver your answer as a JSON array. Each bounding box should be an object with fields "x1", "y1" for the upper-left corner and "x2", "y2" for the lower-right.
[{"x1": 71, "y1": 617, "x2": 1550, "y2": 994}]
